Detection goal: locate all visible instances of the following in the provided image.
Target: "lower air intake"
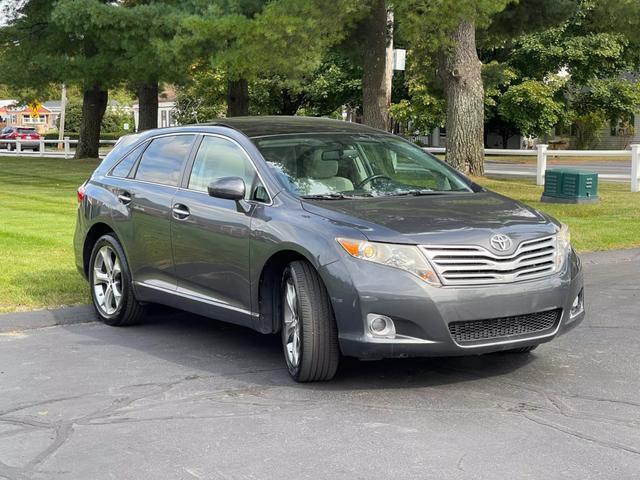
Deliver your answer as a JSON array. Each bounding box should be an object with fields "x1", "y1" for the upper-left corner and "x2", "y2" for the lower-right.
[{"x1": 448, "y1": 309, "x2": 562, "y2": 345}]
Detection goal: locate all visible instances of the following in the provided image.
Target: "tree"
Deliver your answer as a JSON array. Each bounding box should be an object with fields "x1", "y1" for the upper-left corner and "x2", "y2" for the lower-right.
[
  {"x1": 394, "y1": 0, "x2": 578, "y2": 173},
  {"x1": 251, "y1": 53, "x2": 362, "y2": 116},
  {"x1": 493, "y1": 0, "x2": 640, "y2": 147},
  {"x1": 395, "y1": 1, "x2": 514, "y2": 174},
  {"x1": 179, "y1": 0, "x2": 364, "y2": 116},
  {"x1": 498, "y1": 79, "x2": 565, "y2": 138},
  {"x1": 173, "y1": 67, "x2": 227, "y2": 124},
  {"x1": 357, "y1": 0, "x2": 394, "y2": 130}
]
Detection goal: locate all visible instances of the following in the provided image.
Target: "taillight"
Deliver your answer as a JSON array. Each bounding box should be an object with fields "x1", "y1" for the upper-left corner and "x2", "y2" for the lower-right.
[{"x1": 77, "y1": 185, "x2": 86, "y2": 203}]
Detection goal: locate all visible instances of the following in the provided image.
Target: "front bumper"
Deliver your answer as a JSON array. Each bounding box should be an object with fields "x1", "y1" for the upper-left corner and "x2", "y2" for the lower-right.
[{"x1": 321, "y1": 250, "x2": 584, "y2": 359}]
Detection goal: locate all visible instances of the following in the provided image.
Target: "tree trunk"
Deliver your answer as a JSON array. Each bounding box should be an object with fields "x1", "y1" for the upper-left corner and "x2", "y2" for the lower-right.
[
  {"x1": 227, "y1": 79, "x2": 249, "y2": 117},
  {"x1": 361, "y1": 0, "x2": 393, "y2": 131},
  {"x1": 137, "y1": 81, "x2": 159, "y2": 131},
  {"x1": 281, "y1": 89, "x2": 303, "y2": 116},
  {"x1": 75, "y1": 84, "x2": 108, "y2": 159},
  {"x1": 439, "y1": 20, "x2": 485, "y2": 175}
]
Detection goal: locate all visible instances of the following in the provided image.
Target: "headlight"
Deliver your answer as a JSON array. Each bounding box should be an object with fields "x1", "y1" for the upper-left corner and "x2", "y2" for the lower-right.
[
  {"x1": 554, "y1": 223, "x2": 571, "y2": 271},
  {"x1": 336, "y1": 238, "x2": 440, "y2": 285}
]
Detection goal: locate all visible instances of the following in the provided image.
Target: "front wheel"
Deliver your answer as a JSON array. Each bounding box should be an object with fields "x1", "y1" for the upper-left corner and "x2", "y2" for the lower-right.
[
  {"x1": 281, "y1": 261, "x2": 340, "y2": 382},
  {"x1": 89, "y1": 234, "x2": 146, "y2": 326}
]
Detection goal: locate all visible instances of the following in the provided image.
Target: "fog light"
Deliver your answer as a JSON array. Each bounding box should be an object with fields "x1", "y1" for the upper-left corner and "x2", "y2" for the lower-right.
[
  {"x1": 367, "y1": 314, "x2": 396, "y2": 337},
  {"x1": 570, "y1": 290, "x2": 584, "y2": 318}
]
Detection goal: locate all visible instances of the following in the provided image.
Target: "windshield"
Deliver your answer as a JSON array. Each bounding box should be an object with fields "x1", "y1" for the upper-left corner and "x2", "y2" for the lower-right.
[
  {"x1": 17, "y1": 128, "x2": 37, "y2": 134},
  {"x1": 253, "y1": 133, "x2": 473, "y2": 198}
]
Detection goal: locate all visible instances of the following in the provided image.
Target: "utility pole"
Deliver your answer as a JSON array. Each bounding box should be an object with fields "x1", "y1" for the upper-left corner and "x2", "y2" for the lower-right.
[{"x1": 57, "y1": 84, "x2": 67, "y2": 149}]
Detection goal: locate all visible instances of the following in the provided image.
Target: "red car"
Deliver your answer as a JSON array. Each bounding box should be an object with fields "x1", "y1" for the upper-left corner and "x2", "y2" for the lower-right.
[{"x1": 0, "y1": 126, "x2": 41, "y2": 151}]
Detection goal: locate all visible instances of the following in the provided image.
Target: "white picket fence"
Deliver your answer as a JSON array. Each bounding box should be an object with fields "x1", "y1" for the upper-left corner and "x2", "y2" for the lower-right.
[
  {"x1": 0, "y1": 137, "x2": 118, "y2": 159},
  {"x1": 425, "y1": 144, "x2": 640, "y2": 192}
]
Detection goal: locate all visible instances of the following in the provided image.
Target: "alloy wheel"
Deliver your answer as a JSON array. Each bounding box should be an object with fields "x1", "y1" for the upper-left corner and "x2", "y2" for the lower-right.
[
  {"x1": 283, "y1": 277, "x2": 301, "y2": 368},
  {"x1": 93, "y1": 245, "x2": 123, "y2": 315}
]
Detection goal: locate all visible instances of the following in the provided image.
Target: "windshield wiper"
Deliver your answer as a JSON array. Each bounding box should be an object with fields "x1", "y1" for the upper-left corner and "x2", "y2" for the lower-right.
[
  {"x1": 388, "y1": 189, "x2": 472, "y2": 196},
  {"x1": 301, "y1": 193, "x2": 351, "y2": 200},
  {"x1": 386, "y1": 189, "x2": 444, "y2": 196}
]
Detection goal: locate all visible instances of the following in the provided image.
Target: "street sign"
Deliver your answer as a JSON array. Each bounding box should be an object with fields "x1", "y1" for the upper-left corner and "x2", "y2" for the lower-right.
[{"x1": 28, "y1": 101, "x2": 42, "y2": 118}]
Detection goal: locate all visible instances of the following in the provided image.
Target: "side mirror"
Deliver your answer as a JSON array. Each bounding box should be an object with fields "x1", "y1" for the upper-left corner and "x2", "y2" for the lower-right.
[{"x1": 207, "y1": 177, "x2": 246, "y2": 201}]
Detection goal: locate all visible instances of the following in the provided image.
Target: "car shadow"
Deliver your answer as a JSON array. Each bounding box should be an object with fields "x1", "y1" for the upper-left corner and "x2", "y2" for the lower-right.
[{"x1": 72, "y1": 305, "x2": 537, "y2": 391}]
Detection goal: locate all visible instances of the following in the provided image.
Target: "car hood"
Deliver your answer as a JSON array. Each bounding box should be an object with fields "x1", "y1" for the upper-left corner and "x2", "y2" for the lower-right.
[{"x1": 301, "y1": 192, "x2": 558, "y2": 249}]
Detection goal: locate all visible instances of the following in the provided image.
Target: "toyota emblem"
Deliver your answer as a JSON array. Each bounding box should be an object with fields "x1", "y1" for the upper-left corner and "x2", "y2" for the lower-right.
[{"x1": 490, "y1": 234, "x2": 512, "y2": 252}]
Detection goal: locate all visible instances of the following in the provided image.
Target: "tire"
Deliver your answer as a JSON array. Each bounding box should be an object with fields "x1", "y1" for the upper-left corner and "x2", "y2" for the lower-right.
[
  {"x1": 506, "y1": 345, "x2": 538, "y2": 353},
  {"x1": 88, "y1": 234, "x2": 146, "y2": 326},
  {"x1": 281, "y1": 260, "x2": 340, "y2": 382}
]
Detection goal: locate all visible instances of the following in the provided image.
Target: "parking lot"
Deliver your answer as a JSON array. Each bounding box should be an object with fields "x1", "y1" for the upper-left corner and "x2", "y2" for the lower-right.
[{"x1": 1, "y1": 249, "x2": 639, "y2": 480}]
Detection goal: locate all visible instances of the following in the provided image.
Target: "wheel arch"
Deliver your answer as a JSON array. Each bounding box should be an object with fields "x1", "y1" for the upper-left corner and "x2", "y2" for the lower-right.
[
  {"x1": 256, "y1": 248, "x2": 326, "y2": 334},
  {"x1": 82, "y1": 222, "x2": 118, "y2": 277}
]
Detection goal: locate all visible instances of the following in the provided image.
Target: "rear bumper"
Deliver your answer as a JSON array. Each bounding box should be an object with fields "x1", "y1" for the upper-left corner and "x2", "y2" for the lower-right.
[
  {"x1": 322, "y1": 250, "x2": 584, "y2": 359},
  {"x1": 7, "y1": 141, "x2": 40, "y2": 148}
]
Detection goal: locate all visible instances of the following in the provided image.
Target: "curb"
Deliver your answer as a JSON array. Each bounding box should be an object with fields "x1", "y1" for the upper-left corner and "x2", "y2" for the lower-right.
[{"x1": 0, "y1": 305, "x2": 97, "y2": 333}]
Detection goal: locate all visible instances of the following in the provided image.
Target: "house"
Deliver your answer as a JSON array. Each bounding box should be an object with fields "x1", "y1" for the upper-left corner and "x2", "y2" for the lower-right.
[
  {"x1": 0, "y1": 100, "x2": 17, "y2": 129},
  {"x1": 0, "y1": 100, "x2": 59, "y2": 134},
  {"x1": 132, "y1": 87, "x2": 178, "y2": 131},
  {"x1": 557, "y1": 113, "x2": 640, "y2": 150}
]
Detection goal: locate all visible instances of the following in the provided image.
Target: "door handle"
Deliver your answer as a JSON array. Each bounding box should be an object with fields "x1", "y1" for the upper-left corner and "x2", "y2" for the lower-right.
[
  {"x1": 172, "y1": 203, "x2": 190, "y2": 220},
  {"x1": 117, "y1": 191, "x2": 132, "y2": 205}
]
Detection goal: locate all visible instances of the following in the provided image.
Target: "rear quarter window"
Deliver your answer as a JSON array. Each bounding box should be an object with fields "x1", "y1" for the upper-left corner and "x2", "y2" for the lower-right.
[{"x1": 110, "y1": 142, "x2": 147, "y2": 178}]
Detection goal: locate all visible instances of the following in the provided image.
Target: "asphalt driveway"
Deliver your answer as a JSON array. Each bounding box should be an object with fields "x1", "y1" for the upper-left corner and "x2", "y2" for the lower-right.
[{"x1": 1, "y1": 249, "x2": 639, "y2": 480}]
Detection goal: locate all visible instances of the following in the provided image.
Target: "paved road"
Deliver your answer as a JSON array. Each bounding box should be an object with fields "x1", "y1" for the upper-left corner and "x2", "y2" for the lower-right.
[
  {"x1": 486, "y1": 160, "x2": 632, "y2": 182},
  {"x1": 1, "y1": 250, "x2": 639, "y2": 480}
]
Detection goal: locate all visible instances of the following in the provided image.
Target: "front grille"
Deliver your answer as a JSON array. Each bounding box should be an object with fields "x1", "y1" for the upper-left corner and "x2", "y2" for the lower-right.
[
  {"x1": 448, "y1": 309, "x2": 562, "y2": 345},
  {"x1": 421, "y1": 235, "x2": 557, "y2": 286}
]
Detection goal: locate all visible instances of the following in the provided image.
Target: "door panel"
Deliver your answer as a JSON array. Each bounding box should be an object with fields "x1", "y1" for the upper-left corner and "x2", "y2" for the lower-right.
[
  {"x1": 127, "y1": 182, "x2": 178, "y2": 289},
  {"x1": 116, "y1": 134, "x2": 195, "y2": 289},
  {"x1": 171, "y1": 190, "x2": 253, "y2": 311},
  {"x1": 171, "y1": 135, "x2": 264, "y2": 320}
]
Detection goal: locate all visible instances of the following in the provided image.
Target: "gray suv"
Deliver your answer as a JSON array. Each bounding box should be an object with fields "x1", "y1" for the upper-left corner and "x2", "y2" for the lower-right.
[{"x1": 74, "y1": 117, "x2": 585, "y2": 382}]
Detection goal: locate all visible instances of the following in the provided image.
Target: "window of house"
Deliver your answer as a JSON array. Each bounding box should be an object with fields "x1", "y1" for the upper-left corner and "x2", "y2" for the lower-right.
[
  {"x1": 610, "y1": 114, "x2": 635, "y2": 136},
  {"x1": 23, "y1": 114, "x2": 45, "y2": 124},
  {"x1": 134, "y1": 135, "x2": 195, "y2": 186}
]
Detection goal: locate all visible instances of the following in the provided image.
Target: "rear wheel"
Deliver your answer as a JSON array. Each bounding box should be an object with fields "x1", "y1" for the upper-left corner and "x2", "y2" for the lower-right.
[
  {"x1": 89, "y1": 234, "x2": 146, "y2": 326},
  {"x1": 281, "y1": 261, "x2": 340, "y2": 382}
]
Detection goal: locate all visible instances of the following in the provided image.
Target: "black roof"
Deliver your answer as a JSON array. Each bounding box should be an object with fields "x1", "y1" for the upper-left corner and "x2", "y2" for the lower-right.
[{"x1": 208, "y1": 116, "x2": 384, "y2": 138}]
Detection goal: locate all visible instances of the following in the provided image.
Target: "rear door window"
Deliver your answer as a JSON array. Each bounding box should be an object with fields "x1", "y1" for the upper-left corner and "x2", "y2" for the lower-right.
[{"x1": 134, "y1": 135, "x2": 195, "y2": 186}]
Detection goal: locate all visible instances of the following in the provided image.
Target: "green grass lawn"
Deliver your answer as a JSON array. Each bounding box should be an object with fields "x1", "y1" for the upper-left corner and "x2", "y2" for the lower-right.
[
  {"x1": 476, "y1": 177, "x2": 640, "y2": 252},
  {"x1": 0, "y1": 157, "x2": 99, "y2": 313},
  {"x1": 0, "y1": 156, "x2": 638, "y2": 313}
]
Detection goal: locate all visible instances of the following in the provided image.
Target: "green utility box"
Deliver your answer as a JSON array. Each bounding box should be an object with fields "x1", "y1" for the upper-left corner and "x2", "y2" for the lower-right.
[{"x1": 541, "y1": 169, "x2": 599, "y2": 204}]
